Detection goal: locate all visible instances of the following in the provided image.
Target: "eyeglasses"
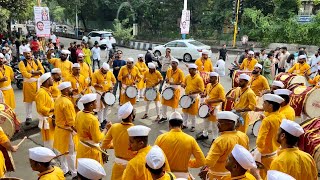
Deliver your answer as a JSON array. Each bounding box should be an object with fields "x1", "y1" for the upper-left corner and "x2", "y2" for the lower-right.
[{"x1": 167, "y1": 51, "x2": 171, "y2": 53}]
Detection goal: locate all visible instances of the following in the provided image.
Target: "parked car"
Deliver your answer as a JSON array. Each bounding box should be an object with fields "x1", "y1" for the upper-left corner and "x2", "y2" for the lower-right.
[
  {"x1": 153, "y1": 39, "x2": 212, "y2": 62},
  {"x1": 82, "y1": 31, "x2": 116, "y2": 49}
]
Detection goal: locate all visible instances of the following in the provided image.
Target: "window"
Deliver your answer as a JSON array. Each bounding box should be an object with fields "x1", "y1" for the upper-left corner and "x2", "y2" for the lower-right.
[
  {"x1": 189, "y1": 40, "x2": 205, "y2": 47},
  {"x1": 166, "y1": 42, "x2": 177, "y2": 47},
  {"x1": 101, "y1": 33, "x2": 112, "y2": 38},
  {"x1": 90, "y1": 33, "x2": 100, "y2": 37},
  {"x1": 176, "y1": 42, "x2": 187, "y2": 47}
]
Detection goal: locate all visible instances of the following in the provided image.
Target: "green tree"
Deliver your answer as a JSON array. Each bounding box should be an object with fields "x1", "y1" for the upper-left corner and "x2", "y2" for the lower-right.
[
  {"x1": 243, "y1": 0, "x2": 275, "y2": 15},
  {"x1": 273, "y1": 0, "x2": 300, "y2": 19}
]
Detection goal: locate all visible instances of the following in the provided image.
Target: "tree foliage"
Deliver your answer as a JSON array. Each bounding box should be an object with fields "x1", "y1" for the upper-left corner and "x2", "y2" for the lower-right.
[{"x1": 112, "y1": 19, "x2": 134, "y2": 42}]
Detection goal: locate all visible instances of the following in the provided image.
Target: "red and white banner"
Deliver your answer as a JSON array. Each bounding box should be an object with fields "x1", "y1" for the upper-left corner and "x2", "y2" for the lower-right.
[
  {"x1": 180, "y1": 10, "x2": 190, "y2": 34},
  {"x1": 34, "y1": 6, "x2": 50, "y2": 37}
]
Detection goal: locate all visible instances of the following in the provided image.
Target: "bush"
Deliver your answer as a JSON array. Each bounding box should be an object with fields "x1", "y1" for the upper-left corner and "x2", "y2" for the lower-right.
[{"x1": 112, "y1": 18, "x2": 134, "y2": 42}]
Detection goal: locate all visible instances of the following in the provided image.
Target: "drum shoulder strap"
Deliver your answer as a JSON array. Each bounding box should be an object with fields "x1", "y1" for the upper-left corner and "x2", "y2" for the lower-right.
[{"x1": 168, "y1": 172, "x2": 174, "y2": 180}]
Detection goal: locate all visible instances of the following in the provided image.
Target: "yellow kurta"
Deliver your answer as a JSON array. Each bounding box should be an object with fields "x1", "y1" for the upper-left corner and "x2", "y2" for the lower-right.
[
  {"x1": 122, "y1": 145, "x2": 170, "y2": 180},
  {"x1": 48, "y1": 58, "x2": 73, "y2": 80},
  {"x1": 37, "y1": 166, "x2": 65, "y2": 180},
  {"x1": 0, "y1": 127, "x2": 9, "y2": 178},
  {"x1": 101, "y1": 122, "x2": 135, "y2": 180},
  {"x1": 82, "y1": 48, "x2": 92, "y2": 65},
  {"x1": 53, "y1": 95, "x2": 77, "y2": 154},
  {"x1": 50, "y1": 80, "x2": 61, "y2": 100},
  {"x1": 155, "y1": 129, "x2": 205, "y2": 172},
  {"x1": 19, "y1": 59, "x2": 45, "y2": 102},
  {"x1": 195, "y1": 58, "x2": 213, "y2": 72},
  {"x1": 249, "y1": 75, "x2": 270, "y2": 96},
  {"x1": 92, "y1": 70, "x2": 116, "y2": 92},
  {"x1": 256, "y1": 111, "x2": 285, "y2": 179},
  {"x1": 118, "y1": 66, "x2": 141, "y2": 105},
  {"x1": 240, "y1": 58, "x2": 258, "y2": 71},
  {"x1": 279, "y1": 104, "x2": 295, "y2": 121},
  {"x1": 205, "y1": 83, "x2": 225, "y2": 122},
  {"x1": 233, "y1": 87, "x2": 256, "y2": 133},
  {"x1": 75, "y1": 111, "x2": 105, "y2": 164},
  {"x1": 79, "y1": 62, "x2": 92, "y2": 87},
  {"x1": 205, "y1": 131, "x2": 249, "y2": 180},
  {"x1": 182, "y1": 74, "x2": 205, "y2": 115},
  {"x1": 161, "y1": 68, "x2": 185, "y2": 109},
  {"x1": 35, "y1": 87, "x2": 55, "y2": 142},
  {"x1": 144, "y1": 70, "x2": 163, "y2": 101},
  {"x1": 308, "y1": 75, "x2": 320, "y2": 87},
  {"x1": 135, "y1": 61, "x2": 148, "y2": 89},
  {"x1": 288, "y1": 63, "x2": 311, "y2": 75},
  {"x1": 157, "y1": 173, "x2": 177, "y2": 180},
  {"x1": 66, "y1": 74, "x2": 87, "y2": 104},
  {"x1": 0, "y1": 65, "x2": 15, "y2": 109},
  {"x1": 231, "y1": 172, "x2": 257, "y2": 180},
  {"x1": 270, "y1": 147, "x2": 318, "y2": 180}
]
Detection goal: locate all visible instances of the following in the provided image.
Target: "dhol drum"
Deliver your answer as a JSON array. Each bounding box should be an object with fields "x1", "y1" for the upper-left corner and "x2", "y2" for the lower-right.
[
  {"x1": 145, "y1": 88, "x2": 157, "y2": 101},
  {"x1": 275, "y1": 72, "x2": 307, "y2": 88},
  {"x1": 298, "y1": 117, "x2": 320, "y2": 172},
  {"x1": 0, "y1": 103, "x2": 20, "y2": 138},
  {"x1": 288, "y1": 85, "x2": 320, "y2": 118},
  {"x1": 198, "y1": 104, "x2": 219, "y2": 118},
  {"x1": 232, "y1": 70, "x2": 252, "y2": 88},
  {"x1": 102, "y1": 92, "x2": 116, "y2": 106},
  {"x1": 252, "y1": 120, "x2": 262, "y2": 137},
  {"x1": 125, "y1": 86, "x2": 138, "y2": 99},
  {"x1": 162, "y1": 87, "x2": 175, "y2": 100},
  {"x1": 199, "y1": 72, "x2": 210, "y2": 86},
  {"x1": 179, "y1": 95, "x2": 195, "y2": 109}
]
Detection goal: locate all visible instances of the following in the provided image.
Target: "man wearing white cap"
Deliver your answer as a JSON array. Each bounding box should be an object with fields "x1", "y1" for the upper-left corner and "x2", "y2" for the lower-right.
[
  {"x1": 195, "y1": 50, "x2": 213, "y2": 72},
  {"x1": 92, "y1": 62, "x2": 116, "y2": 126},
  {"x1": 123, "y1": 125, "x2": 170, "y2": 179},
  {"x1": 273, "y1": 89, "x2": 295, "y2": 121},
  {"x1": 75, "y1": 93, "x2": 108, "y2": 164},
  {"x1": 200, "y1": 111, "x2": 249, "y2": 180},
  {"x1": 35, "y1": 73, "x2": 55, "y2": 148},
  {"x1": 29, "y1": 147, "x2": 64, "y2": 179},
  {"x1": 48, "y1": 49, "x2": 73, "y2": 80},
  {"x1": 66, "y1": 63, "x2": 88, "y2": 107},
  {"x1": 253, "y1": 94, "x2": 285, "y2": 179},
  {"x1": 0, "y1": 52, "x2": 15, "y2": 109},
  {"x1": 160, "y1": 59, "x2": 184, "y2": 123},
  {"x1": 53, "y1": 81, "x2": 77, "y2": 177},
  {"x1": 145, "y1": 145, "x2": 176, "y2": 179},
  {"x1": 155, "y1": 112, "x2": 205, "y2": 179},
  {"x1": 267, "y1": 170, "x2": 295, "y2": 180},
  {"x1": 287, "y1": 54, "x2": 311, "y2": 76},
  {"x1": 231, "y1": 73, "x2": 256, "y2": 133},
  {"x1": 77, "y1": 158, "x2": 106, "y2": 180},
  {"x1": 50, "y1": 68, "x2": 62, "y2": 100},
  {"x1": 197, "y1": 72, "x2": 225, "y2": 140},
  {"x1": 77, "y1": 53, "x2": 92, "y2": 90},
  {"x1": 270, "y1": 119, "x2": 317, "y2": 180},
  {"x1": 135, "y1": 54, "x2": 148, "y2": 100},
  {"x1": 141, "y1": 62, "x2": 163, "y2": 121},
  {"x1": 225, "y1": 144, "x2": 257, "y2": 180},
  {"x1": 249, "y1": 63, "x2": 270, "y2": 96},
  {"x1": 18, "y1": 48, "x2": 45, "y2": 125},
  {"x1": 239, "y1": 51, "x2": 258, "y2": 71},
  {"x1": 305, "y1": 65, "x2": 320, "y2": 87},
  {"x1": 101, "y1": 102, "x2": 135, "y2": 180},
  {"x1": 181, "y1": 64, "x2": 205, "y2": 132},
  {"x1": 118, "y1": 57, "x2": 141, "y2": 105}
]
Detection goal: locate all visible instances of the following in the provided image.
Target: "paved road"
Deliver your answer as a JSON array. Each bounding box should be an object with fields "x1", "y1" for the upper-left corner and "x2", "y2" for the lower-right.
[{"x1": 7, "y1": 37, "x2": 258, "y2": 179}]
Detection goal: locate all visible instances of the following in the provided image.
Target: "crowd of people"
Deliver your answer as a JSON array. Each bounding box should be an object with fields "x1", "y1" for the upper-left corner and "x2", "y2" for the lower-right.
[{"x1": 0, "y1": 34, "x2": 319, "y2": 180}]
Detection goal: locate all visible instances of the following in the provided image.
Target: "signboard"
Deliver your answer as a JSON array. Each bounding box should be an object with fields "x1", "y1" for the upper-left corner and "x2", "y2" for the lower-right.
[
  {"x1": 297, "y1": 15, "x2": 312, "y2": 23},
  {"x1": 180, "y1": 10, "x2": 190, "y2": 34},
  {"x1": 34, "y1": 6, "x2": 50, "y2": 37}
]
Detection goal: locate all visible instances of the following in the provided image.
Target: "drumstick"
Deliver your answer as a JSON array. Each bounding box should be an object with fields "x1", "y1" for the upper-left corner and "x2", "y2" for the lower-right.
[
  {"x1": 304, "y1": 64, "x2": 316, "y2": 74},
  {"x1": 16, "y1": 136, "x2": 27, "y2": 147},
  {"x1": 51, "y1": 151, "x2": 69, "y2": 160}
]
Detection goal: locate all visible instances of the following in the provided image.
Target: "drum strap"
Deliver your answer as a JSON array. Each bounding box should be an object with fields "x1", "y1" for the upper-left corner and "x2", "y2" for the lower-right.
[
  {"x1": 208, "y1": 83, "x2": 218, "y2": 94},
  {"x1": 79, "y1": 140, "x2": 108, "y2": 156},
  {"x1": 238, "y1": 87, "x2": 249, "y2": 99}
]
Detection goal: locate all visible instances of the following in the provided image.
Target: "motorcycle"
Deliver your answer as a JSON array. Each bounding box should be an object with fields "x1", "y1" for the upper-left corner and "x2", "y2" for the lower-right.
[
  {"x1": 10, "y1": 60, "x2": 23, "y2": 90},
  {"x1": 228, "y1": 54, "x2": 240, "y2": 79}
]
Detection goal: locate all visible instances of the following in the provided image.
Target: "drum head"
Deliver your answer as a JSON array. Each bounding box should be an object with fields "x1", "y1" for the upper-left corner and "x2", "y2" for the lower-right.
[
  {"x1": 290, "y1": 75, "x2": 307, "y2": 86},
  {"x1": 77, "y1": 100, "x2": 84, "y2": 111},
  {"x1": 0, "y1": 112, "x2": 14, "y2": 139},
  {"x1": 304, "y1": 88, "x2": 320, "y2": 118},
  {"x1": 145, "y1": 88, "x2": 157, "y2": 101},
  {"x1": 104, "y1": 92, "x2": 116, "y2": 106},
  {"x1": 162, "y1": 88, "x2": 174, "y2": 100},
  {"x1": 126, "y1": 86, "x2": 138, "y2": 99},
  {"x1": 252, "y1": 120, "x2": 262, "y2": 137},
  {"x1": 198, "y1": 104, "x2": 210, "y2": 118},
  {"x1": 179, "y1": 95, "x2": 193, "y2": 109}
]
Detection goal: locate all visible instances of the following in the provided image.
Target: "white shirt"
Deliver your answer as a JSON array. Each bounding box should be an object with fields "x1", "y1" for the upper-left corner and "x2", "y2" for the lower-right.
[
  {"x1": 91, "y1": 47, "x2": 101, "y2": 60},
  {"x1": 50, "y1": 34, "x2": 57, "y2": 43},
  {"x1": 308, "y1": 55, "x2": 320, "y2": 78},
  {"x1": 214, "y1": 59, "x2": 225, "y2": 76},
  {"x1": 19, "y1": 44, "x2": 30, "y2": 55}
]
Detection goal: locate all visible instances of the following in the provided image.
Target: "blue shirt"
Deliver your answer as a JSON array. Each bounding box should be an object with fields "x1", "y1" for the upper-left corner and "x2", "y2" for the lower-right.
[{"x1": 112, "y1": 59, "x2": 126, "y2": 77}]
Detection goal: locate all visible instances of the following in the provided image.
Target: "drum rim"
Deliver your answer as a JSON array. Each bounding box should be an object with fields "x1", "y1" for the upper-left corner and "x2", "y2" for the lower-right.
[
  {"x1": 252, "y1": 120, "x2": 262, "y2": 137},
  {"x1": 104, "y1": 92, "x2": 116, "y2": 105},
  {"x1": 145, "y1": 88, "x2": 157, "y2": 101},
  {"x1": 289, "y1": 75, "x2": 307, "y2": 86},
  {"x1": 125, "y1": 86, "x2": 138, "y2": 98},
  {"x1": 179, "y1": 95, "x2": 193, "y2": 109},
  {"x1": 304, "y1": 87, "x2": 320, "y2": 118},
  {"x1": 0, "y1": 112, "x2": 14, "y2": 138},
  {"x1": 162, "y1": 88, "x2": 174, "y2": 100},
  {"x1": 198, "y1": 104, "x2": 210, "y2": 118}
]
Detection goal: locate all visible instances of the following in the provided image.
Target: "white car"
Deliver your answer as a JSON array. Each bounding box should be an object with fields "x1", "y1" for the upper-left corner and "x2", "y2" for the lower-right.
[
  {"x1": 82, "y1": 31, "x2": 116, "y2": 49},
  {"x1": 153, "y1": 39, "x2": 212, "y2": 62}
]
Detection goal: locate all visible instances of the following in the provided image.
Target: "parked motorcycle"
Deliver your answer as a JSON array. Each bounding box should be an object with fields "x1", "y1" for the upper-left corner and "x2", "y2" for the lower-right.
[{"x1": 10, "y1": 60, "x2": 23, "y2": 90}]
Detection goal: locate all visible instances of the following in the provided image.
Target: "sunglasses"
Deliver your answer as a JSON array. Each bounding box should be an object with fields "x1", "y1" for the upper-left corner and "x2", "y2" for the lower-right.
[{"x1": 167, "y1": 51, "x2": 171, "y2": 53}]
